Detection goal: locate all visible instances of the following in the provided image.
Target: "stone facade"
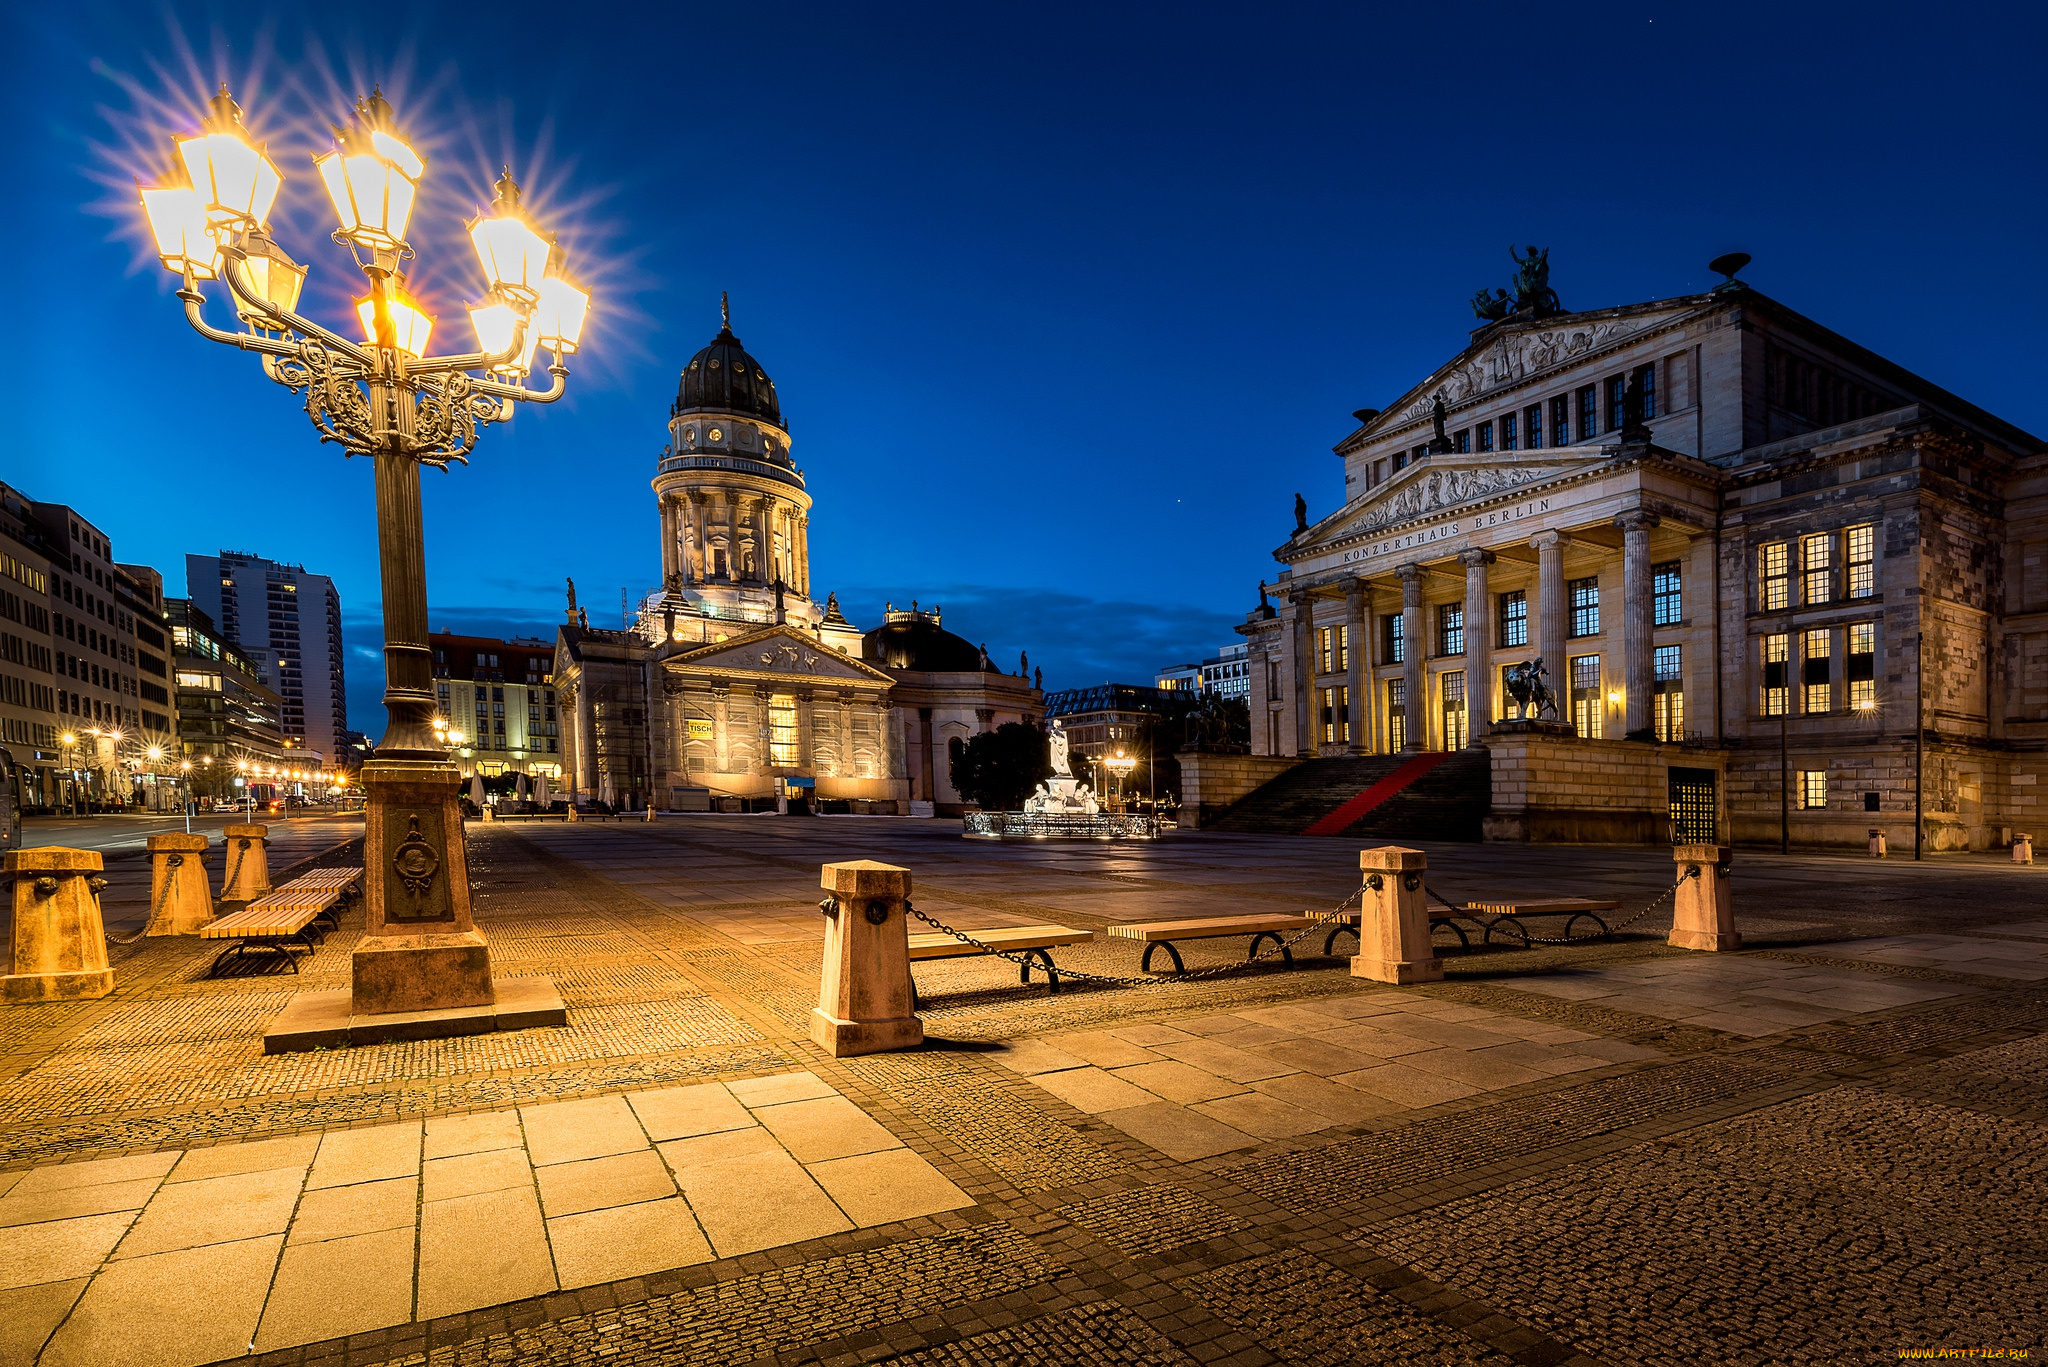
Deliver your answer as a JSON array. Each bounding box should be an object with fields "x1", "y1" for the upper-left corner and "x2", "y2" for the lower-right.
[{"x1": 1246, "y1": 269, "x2": 2046, "y2": 850}]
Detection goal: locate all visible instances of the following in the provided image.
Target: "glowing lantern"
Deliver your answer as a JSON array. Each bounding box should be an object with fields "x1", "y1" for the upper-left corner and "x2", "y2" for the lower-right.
[
  {"x1": 533, "y1": 269, "x2": 591, "y2": 355},
  {"x1": 316, "y1": 88, "x2": 425, "y2": 252},
  {"x1": 467, "y1": 295, "x2": 541, "y2": 375},
  {"x1": 233, "y1": 230, "x2": 308, "y2": 328},
  {"x1": 139, "y1": 184, "x2": 221, "y2": 279},
  {"x1": 177, "y1": 85, "x2": 282, "y2": 229},
  {"x1": 355, "y1": 281, "x2": 435, "y2": 355},
  {"x1": 467, "y1": 169, "x2": 551, "y2": 305}
]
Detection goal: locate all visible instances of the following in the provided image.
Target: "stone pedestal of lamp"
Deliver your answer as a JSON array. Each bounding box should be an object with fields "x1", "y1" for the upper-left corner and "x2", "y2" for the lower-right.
[
  {"x1": 263, "y1": 759, "x2": 565, "y2": 1052},
  {"x1": 2, "y1": 849, "x2": 115, "y2": 1002}
]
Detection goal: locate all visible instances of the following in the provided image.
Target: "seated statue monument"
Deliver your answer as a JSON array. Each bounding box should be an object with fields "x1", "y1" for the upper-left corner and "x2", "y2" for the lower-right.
[{"x1": 1023, "y1": 720, "x2": 1100, "y2": 816}]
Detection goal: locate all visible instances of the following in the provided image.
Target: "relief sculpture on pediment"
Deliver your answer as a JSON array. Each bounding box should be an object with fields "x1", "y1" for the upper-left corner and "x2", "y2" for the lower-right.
[
  {"x1": 1346, "y1": 465, "x2": 1559, "y2": 535},
  {"x1": 1395, "y1": 318, "x2": 1653, "y2": 422}
]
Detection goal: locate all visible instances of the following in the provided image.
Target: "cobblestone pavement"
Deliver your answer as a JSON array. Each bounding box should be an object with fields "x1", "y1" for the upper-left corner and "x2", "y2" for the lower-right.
[{"x1": 0, "y1": 815, "x2": 2041, "y2": 1366}]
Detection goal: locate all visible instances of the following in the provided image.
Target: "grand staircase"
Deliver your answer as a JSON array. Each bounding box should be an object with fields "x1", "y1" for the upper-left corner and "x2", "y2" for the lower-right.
[{"x1": 1207, "y1": 750, "x2": 1490, "y2": 840}]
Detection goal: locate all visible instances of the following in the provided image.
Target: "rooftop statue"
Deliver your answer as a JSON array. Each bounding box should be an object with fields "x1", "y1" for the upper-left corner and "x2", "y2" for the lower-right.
[
  {"x1": 1469, "y1": 245, "x2": 1564, "y2": 321},
  {"x1": 1294, "y1": 492, "x2": 1309, "y2": 534},
  {"x1": 1428, "y1": 395, "x2": 1453, "y2": 454}
]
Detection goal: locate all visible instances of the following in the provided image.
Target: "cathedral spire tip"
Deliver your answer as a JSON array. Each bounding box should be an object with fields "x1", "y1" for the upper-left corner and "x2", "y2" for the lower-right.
[{"x1": 720, "y1": 290, "x2": 730, "y2": 331}]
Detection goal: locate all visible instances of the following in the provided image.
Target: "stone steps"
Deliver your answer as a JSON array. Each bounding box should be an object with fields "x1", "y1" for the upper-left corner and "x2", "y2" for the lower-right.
[{"x1": 1208, "y1": 750, "x2": 1490, "y2": 839}]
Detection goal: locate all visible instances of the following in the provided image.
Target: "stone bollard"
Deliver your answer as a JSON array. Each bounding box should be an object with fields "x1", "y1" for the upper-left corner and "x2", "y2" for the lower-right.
[
  {"x1": 811, "y1": 860, "x2": 923, "y2": 1056},
  {"x1": 1668, "y1": 845, "x2": 1740, "y2": 951},
  {"x1": 3, "y1": 848, "x2": 115, "y2": 1001},
  {"x1": 643, "y1": 805, "x2": 657, "y2": 822},
  {"x1": 220, "y1": 823, "x2": 272, "y2": 902},
  {"x1": 147, "y1": 833, "x2": 216, "y2": 934},
  {"x1": 2016, "y1": 834, "x2": 2034, "y2": 865},
  {"x1": 483, "y1": 806, "x2": 495, "y2": 822},
  {"x1": 1351, "y1": 846, "x2": 1443, "y2": 985},
  {"x1": 1868, "y1": 828, "x2": 1887, "y2": 858},
  {"x1": 566, "y1": 805, "x2": 581, "y2": 823}
]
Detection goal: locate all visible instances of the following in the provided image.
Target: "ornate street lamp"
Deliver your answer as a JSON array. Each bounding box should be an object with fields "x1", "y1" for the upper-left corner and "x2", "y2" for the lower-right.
[{"x1": 136, "y1": 82, "x2": 592, "y2": 1021}]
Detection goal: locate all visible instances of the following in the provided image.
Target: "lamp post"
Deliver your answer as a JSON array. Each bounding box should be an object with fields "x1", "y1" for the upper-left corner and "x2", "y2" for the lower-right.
[
  {"x1": 1104, "y1": 747, "x2": 1137, "y2": 814},
  {"x1": 138, "y1": 83, "x2": 590, "y2": 1018},
  {"x1": 58, "y1": 731, "x2": 79, "y2": 817}
]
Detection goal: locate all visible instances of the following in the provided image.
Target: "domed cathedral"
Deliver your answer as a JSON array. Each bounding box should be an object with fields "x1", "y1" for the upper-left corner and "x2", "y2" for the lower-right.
[{"x1": 554, "y1": 298, "x2": 1041, "y2": 814}]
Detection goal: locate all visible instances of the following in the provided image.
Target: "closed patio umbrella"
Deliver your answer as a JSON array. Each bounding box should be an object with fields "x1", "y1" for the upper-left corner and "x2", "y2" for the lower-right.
[
  {"x1": 470, "y1": 774, "x2": 485, "y2": 807},
  {"x1": 534, "y1": 774, "x2": 550, "y2": 807}
]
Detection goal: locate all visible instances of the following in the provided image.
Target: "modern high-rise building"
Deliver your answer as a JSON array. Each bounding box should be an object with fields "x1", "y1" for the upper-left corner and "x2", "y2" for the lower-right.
[{"x1": 186, "y1": 551, "x2": 347, "y2": 762}]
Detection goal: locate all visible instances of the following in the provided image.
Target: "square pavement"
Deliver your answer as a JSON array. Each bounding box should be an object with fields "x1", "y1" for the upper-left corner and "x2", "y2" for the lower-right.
[{"x1": 1, "y1": 1071, "x2": 969, "y2": 1366}]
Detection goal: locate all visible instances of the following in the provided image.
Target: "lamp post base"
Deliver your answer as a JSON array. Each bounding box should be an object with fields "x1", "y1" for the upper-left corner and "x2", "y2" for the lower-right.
[{"x1": 352, "y1": 756, "x2": 504, "y2": 1017}]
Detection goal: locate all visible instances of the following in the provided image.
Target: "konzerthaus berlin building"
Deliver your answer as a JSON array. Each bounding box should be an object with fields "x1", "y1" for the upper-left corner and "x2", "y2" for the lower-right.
[
  {"x1": 553, "y1": 305, "x2": 1039, "y2": 812},
  {"x1": 1241, "y1": 261, "x2": 2046, "y2": 850}
]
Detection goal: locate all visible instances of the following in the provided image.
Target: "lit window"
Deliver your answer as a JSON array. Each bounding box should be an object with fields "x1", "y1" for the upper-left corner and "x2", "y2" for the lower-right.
[
  {"x1": 1802, "y1": 533, "x2": 1833, "y2": 605},
  {"x1": 1387, "y1": 678, "x2": 1406, "y2": 751},
  {"x1": 768, "y1": 693, "x2": 799, "y2": 765},
  {"x1": 1499, "y1": 590, "x2": 1528, "y2": 648},
  {"x1": 1653, "y1": 562, "x2": 1682, "y2": 625},
  {"x1": 1653, "y1": 645, "x2": 1683, "y2": 742},
  {"x1": 1801, "y1": 770, "x2": 1828, "y2": 809},
  {"x1": 1439, "y1": 604, "x2": 1465, "y2": 657},
  {"x1": 1846, "y1": 523, "x2": 1876, "y2": 599},
  {"x1": 1569, "y1": 654, "x2": 1602, "y2": 738},
  {"x1": 1803, "y1": 628, "x2": 1832, "y2": 713},
  {"x1": 1320, "y1": 686, "x2": 1349, "y2": 744},
  {"x1": 1762, "y1": 634, "x2": 1790, "y2": 716},
  {"x1": 1848, "y1": 621, "x2": 1876, "y2": 711},
  {"x1": 1570, "y1": 577, "x2": 1600, "y2": 637},
  {"x1": 1759, "y1": 542, "x2": 1791, "y2": 611},
  {"x1": 1318, "y1": 625, "x2": 1347, "y2": 675}
]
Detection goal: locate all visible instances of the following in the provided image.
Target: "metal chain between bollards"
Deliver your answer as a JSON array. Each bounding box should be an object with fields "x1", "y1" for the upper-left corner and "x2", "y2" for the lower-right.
[
  {"x1": 1424, "y1": 877, "x2": 1686, "y2": 946},
  {"x1": 105, "y1": 854, "x2": 194, "y2": 946},
  {"x1": 834, "y1": 886, "x2": 1366, "y2": 992}
]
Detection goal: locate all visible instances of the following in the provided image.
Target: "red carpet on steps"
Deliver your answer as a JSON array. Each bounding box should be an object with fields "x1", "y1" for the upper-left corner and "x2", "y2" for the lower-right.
[{"x1": 1301, "y1": 751, "x2": 1458, "y2": 836}]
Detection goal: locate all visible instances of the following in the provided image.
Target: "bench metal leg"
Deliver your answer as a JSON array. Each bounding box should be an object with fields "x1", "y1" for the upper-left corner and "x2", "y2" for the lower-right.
[
  {"x1": 1141, "y1": 941, "x2": 1186, "y2": 975},
  {"x1": 1484, "y1": 916, "x2": 1532, "y2": 948},
  {"x1": 1322, "y1": 923, "x2": 1359, "y2": 956},
  {"x1": 1018, "y1": 948, "x2": 1060, "y2": 994},
  {"x1": 1430, "y1": 917, "x2": 1472, "y2": 952},
  {"x1": 1247, "y1": 931, "x2": 1294, "y2": 968},
  {"x1": 1564, "y1": 911, "x2": 1612, "y2": 941}
]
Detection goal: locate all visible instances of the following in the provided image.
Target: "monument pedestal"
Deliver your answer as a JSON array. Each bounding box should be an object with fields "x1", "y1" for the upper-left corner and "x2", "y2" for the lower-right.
[{"x1": 3, "y1": 849, "x2": 115, "y2": 1002}]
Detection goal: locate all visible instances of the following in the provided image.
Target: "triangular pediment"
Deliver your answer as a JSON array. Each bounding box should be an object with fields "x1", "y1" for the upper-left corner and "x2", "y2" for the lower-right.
[
  {"x1": 1292, "y1": 449, "x2": 1613, "y2": 556},
  {"x1": 665, "y1": 624, "x2": 894, "y2": 685},
  {"x1": 1346, "y1": 298, "x2": 1709, "y2": 451}
]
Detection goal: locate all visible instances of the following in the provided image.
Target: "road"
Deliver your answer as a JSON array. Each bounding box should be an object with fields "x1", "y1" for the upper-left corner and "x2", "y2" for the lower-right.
[{"x1": 18, "y1": 811, "x2": 363, "y2": 857}]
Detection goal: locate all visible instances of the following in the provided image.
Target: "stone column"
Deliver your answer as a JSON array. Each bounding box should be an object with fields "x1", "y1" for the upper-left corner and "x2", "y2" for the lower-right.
[
  {"x1": 918, "y1": 708, "x2": 936, "y2": 802},
  {"x1": 1669, "y1": 844, "x2": 1739, "y2": 951},
  {"x1": 839, "y1": 693, "x2": 856, "y2": 778},
  {"x1": 1460, "y1": 550, "x2": 1495, "y2": 742},
  {"x1": 797, "y1": 516, "x2": 811, "y2": 596},
  {"x1": 1292, "y1": 597, "x2": 1315, "y2": 757},
  {"x1": 690, "y1": 493, "x2": 709, "y2": 582},
  {"x1": 146, "y1": 832, "x2": 214, "y2": 934},
  {"x1": 575, "y1": 681, "x2": 596, "y2": 795},
  {"x1": 220, "y1": 823, "x2": 272, "y2": 902},
  {"x1": 811, "y1": 859, "x2": 922, "y2": 1056},
  {"x1": 1351, "y1": 845, "x2": 1442, "y2": 984},
  {"x1": 1617, "y1": 510, "x2": 1660, "y2": 739},
  {"x1": 757, "y1": 498, "x2": 776, "y2": 585},
  {"x1": 2, "y1": 848, "x2": 114, "y2": 1001},
  {"x1": 1398, "y1": 565, "x2": 1425, "y2": 751},
  {"x1": 712, "y1": 688, "x2": 731, "y2": 773},
  {"x1": 1530, "y1": 531, "x2": 1567, "y2": 673},
  {"x1": 1345, "y1": 581, "x2": 1369, "y2": 755},
  {"x1": 658, "y1": 497, "x2": 678, "y2": 584}
]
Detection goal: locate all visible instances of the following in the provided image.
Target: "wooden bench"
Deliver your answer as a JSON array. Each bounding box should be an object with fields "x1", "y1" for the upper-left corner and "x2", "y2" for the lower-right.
[
  {"x1": 1108, "y1": 914, "x2": 1313, "y2": 974},
  {"x1": 1448, "y1": 897, "x2": 1622, "y2": 948},
  {"x1": 200, "y1": 871, "x2": 363, "y2": 974},
  {"x1": 907, "y1": 924, "x2": 1092, "y2": 1006}
]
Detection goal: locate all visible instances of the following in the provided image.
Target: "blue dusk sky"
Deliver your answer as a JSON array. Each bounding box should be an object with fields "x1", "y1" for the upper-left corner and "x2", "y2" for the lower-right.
[{"x1": 6, "y1": 2, "x2": 2043, "y2": 739}]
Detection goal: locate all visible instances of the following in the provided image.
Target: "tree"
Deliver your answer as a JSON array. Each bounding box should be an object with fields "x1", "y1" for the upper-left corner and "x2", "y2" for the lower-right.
[{"x1": 950, "y1": 722, "x2": 1051, "y2": 811}]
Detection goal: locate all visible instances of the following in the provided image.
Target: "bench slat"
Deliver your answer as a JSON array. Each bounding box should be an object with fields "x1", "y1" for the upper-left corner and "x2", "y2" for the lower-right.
[
  {"x1": 908, "y1": 925, "x2": 1092, "y2": 961},
  {"x1": 1108, "y1": 915, "x2": 1310, "y2": 942},
  {"x1": 1462, "y1": 898, "x2": 1621, "y2": 915},
  {"x1": 202, "y1": 905, "x2": 323, "y2": 938}
]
